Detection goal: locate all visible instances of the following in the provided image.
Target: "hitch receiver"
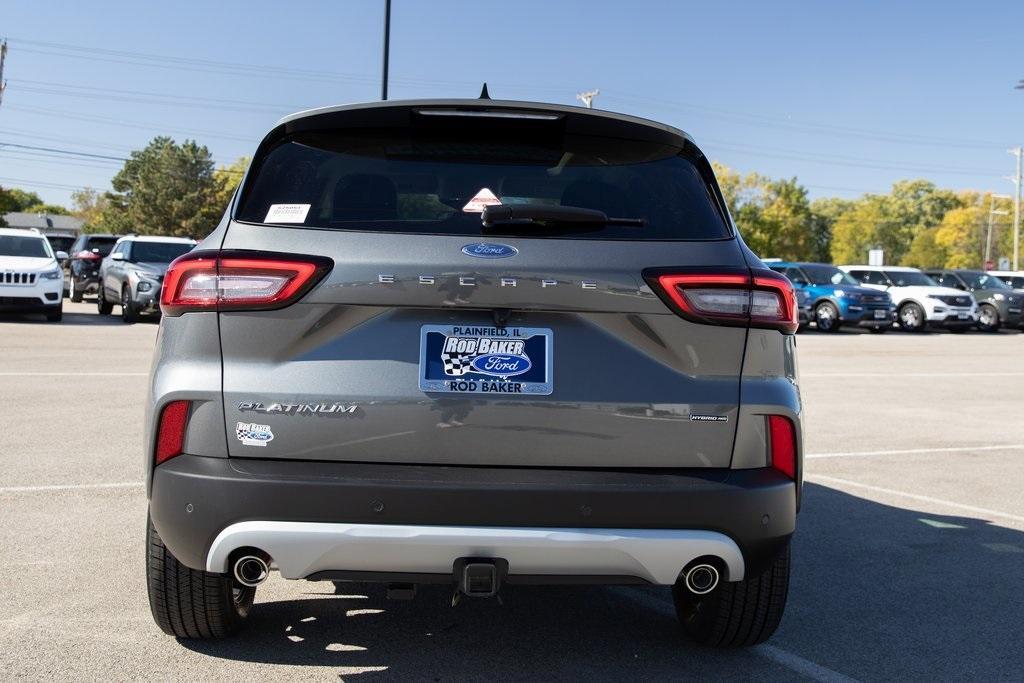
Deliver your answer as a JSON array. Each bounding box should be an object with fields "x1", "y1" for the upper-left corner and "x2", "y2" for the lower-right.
[{"x1": 454, "y1": 557, "x2": 508, "y2": 597}]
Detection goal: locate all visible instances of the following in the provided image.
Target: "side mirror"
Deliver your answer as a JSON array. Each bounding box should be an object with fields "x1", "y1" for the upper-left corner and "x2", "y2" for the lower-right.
[
  {"x1": 55, "y1": 251, "x2": 69, "y2": 261},
  {"x1": 111, "y1": 252, "x2": 125, "y2": 261}
]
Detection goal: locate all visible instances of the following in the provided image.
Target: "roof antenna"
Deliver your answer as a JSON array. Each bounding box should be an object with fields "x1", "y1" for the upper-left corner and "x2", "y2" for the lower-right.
[{"x1": 479, "y1": 82, "x2": 491, "y2": 100}]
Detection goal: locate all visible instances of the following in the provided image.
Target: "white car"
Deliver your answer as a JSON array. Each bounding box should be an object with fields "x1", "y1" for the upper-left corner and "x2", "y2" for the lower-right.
[
  {"x1": 0, "y1": 228, "x2": 67, "y2": 322},
  {"x1": 840, "y1": 265, "x2": 977, "y2": 332},
  {"x1": 988, "y1": 270, "x2": 1024, "y2": 292}
]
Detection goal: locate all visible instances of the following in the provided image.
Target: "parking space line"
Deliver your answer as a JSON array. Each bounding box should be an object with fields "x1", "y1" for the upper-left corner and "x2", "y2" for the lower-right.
[
  {"x1": 0, "y1": 372, "x2": 148, "y2": 377},
  {"x1": 806, "y1": 444, "x2": 1024, "y2": 460},
  {"x1": 610, "y1": 587, "x2": 859, "y2": 682},
  {"x1": 0, "y1": 481, "x2": 144, "y2": 493},
  {"x1": 807, "y1": 474, "x2": 1024, "y2": 525}
]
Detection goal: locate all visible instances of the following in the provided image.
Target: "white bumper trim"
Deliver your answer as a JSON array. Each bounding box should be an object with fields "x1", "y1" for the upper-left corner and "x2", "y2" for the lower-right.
[{"x1": 206, "y1": 521, "x2": 745, "y2": 585}]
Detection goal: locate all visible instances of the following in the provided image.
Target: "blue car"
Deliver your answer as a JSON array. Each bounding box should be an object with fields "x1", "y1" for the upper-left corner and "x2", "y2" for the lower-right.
[{"x1": 767, "y1": 262, "x2": 895, "y2": 333}]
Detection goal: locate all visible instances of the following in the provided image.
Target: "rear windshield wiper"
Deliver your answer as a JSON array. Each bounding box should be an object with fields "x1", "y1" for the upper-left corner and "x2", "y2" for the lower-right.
[{"x1": 481, "y1": 204, "x2": 645, "y2": 230}]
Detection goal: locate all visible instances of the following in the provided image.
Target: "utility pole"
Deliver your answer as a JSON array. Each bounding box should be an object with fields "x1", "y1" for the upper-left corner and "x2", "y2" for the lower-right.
[
  {"x1": 1010, "y1": 146, "x2": 1023, "y2": 271},
  {"x1": 381, "y1": 0, "x2": 391, "y2": 101},
  {"x1": 0, "y1": 40, "x2": 8, "y2": 109},
  {"x1": 576, "y1": 89, "x2": 599, "y2": 109},
  {"x1": 985, "y1": 194, "x2": 1010, "y2": 268}
]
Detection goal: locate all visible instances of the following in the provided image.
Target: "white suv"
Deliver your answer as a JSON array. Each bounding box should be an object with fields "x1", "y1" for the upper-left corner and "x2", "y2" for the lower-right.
[
  {"x1": 0, "y1": 228, "x2": 66, "y2": 322},
  {"x1": 989, "y1": 270, "x2": 1024, "y2": 292},
  {"x1": 841, "y1": 265, "x2": 977, "y2": 332}
]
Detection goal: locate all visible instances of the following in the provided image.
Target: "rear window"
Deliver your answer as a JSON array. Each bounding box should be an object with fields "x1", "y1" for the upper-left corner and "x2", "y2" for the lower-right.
[
  {"x1": 236, "y1": 128, "x2": 730, "y2": 240},
  {"x1": 129, "y1": 241, "x2": 194, "y2": 263},
  {"x1": 46, "y1": 236, "x2": 75, "y2": 253},
  {"x1": 84, "y1": 237, "x2": 118, "y2": 256}
]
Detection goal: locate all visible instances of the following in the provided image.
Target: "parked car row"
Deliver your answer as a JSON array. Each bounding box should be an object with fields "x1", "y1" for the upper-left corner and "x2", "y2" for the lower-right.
[
  {"x1": 766, "y1": 260, "x2": 1024, "y2": 333},
  {"x1": 0, "y1": 228, "x2": 196, "y2": 323},
  {"x1": 3, "y1": 227, "x2": 1023, "y2": 334}
]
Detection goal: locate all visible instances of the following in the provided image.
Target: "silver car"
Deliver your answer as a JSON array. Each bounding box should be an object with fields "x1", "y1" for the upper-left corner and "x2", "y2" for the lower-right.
[{"x1": 145, "y1": 99, "x2": 803, "y2": 646}]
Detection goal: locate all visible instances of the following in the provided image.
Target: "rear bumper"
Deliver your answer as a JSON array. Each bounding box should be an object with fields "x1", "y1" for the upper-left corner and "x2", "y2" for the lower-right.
[
  {"x1": 207, "y1": 521, "x2": 746, "y2": 584},
  {"x1": 149, "y1": 455, "x2": 796, "y2": 584}
]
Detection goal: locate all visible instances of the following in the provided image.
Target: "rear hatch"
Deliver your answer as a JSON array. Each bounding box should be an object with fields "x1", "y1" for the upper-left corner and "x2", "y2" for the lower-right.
[{"x1": 215, "y1": 102, "x2": 752, "y2": 468}]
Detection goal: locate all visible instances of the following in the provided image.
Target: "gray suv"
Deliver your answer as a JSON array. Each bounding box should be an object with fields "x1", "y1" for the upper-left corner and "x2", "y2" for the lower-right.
[
  {"x1": 97, "y1": 236, "x2": 196, "y2": 322},
  {"x1": 145, "y1": 99, "x2": 803, "y2": 647}
]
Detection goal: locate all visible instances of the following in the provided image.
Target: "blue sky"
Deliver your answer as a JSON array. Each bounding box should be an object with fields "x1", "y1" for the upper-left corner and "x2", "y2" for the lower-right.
[{"x1": 3, "y1": 0, "x2": 1024, "y2": 207}]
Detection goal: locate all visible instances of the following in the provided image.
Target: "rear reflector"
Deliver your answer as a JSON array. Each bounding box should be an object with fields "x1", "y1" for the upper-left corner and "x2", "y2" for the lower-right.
[
  {"x1": 768, "y1": 415, "x2": 796, "y2": 479},
  {"x1": 644, "y1": 268, "x2": 798, "y2": 333},
  {"x1": 155, "y1": 400, "x2": 190, "y2": 465},
  {"x1": 161, "y1": 250, "x2": 332, "y2": 316}
]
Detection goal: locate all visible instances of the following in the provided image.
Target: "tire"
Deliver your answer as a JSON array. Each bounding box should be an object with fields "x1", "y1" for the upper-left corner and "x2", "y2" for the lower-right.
[
  {"x1": 96, "y1": 286, "x2": 113, "y2": 315},
  {"x1": 897, "y1": 302, "x2": 926, "y2": 332},
  {"x1": 45, "y1": 302, "x2": 63, "y2": 323},
  {"x1": 121, "y1": 286, "x2": 140, "y2": 324},
  {"x1": 977, "y1": 304, "x2": 1001, "y2": 333},
  {"x1": 69, "y1": 277, "x2": 83, "y2": 303},
  {"x1": 674, "y1": 544, "x2": 790, "y2": 647},
  {"x1": 814, "y1": 301, "x2": 841, "y2": 333},
  {"x1": 146, "y1": 516, "x2": 255, "y2": 638}
]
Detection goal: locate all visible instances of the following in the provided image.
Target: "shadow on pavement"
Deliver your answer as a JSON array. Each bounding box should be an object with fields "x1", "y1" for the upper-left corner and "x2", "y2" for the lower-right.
[
  {"x1": 0, "y1": 311, "x2": 123, "y2": 326},
  {"x1": 179, "y1": 483, "x2": 1024, "y2": 679}
]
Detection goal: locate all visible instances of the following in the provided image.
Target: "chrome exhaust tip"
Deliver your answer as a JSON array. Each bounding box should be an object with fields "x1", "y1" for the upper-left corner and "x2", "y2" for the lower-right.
[
  {"x1": 684, "y1": 563, "x2": 720, "y2": 595},
  {"x1": 233, "y1": 555, "x2": 270, "y2": 587}
]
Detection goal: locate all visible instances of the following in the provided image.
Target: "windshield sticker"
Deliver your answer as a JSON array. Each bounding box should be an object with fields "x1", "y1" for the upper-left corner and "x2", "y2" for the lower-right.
[
  {"x1": 264, "y1": 203, "x2": 311, "y2": 223},
  {"x1": 235, "y1": 422, "x2": 274, "y2": 447},
  {"x1": 461, "y1": 188, "x2": 501, "y2": 213}
]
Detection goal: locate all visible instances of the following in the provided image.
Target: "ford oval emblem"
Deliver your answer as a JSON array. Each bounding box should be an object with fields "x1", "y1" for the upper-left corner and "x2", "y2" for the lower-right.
[
  {"x1": 469, "y1": 354, "x2": 532, "y2": 377},
  {"x1": 461, "y1": 243, "x2": 518, "y2": 259}
]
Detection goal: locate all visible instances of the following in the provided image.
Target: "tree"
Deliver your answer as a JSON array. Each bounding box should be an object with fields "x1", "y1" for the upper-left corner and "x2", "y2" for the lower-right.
[
  {"x1": 711, "y1": 163, "x2": 817, "y2": 260},
  {"x1": 213, "y1": 156, "x2": 250, "y2": 210},
  {"x1": 95, "y1": 137, "x2": 224, "y2": 237},
  {"x1": 934, "y1": 205, "x2": 984, "y2": 268},
  {"x1": 808, "y1": 197, "x2": 853, "y2": 262},
  {"x1": 0, "y1": 187, "x2": 45, "y2": 213},
  {"x1": 22, "y1": 202, "x2": 70, "y2": 215},
  {"x1": 901, "y1": 226, "x2": 947, "y2": 268},
  {"x1": 71, "y1": 188, "x2": 110, "y2": 230},
  {"x1": 830, "y1": 196, "x2": 890, "y2": 264}
]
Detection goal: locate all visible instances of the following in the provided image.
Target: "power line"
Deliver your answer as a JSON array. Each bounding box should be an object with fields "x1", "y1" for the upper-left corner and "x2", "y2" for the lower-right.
[
  {"x1": 0, "y1": 140, "x2": 126, "y2": 161},
  {"x1": 0, "y1": 140, "x2": 245, "y2": 175},
  {"x1": 0, "y1": 175, "x2": 111, "y2": 192},
  {"x1": 4, "y1": 104, "x2": 256, "y2": 143},
  {"x1": 9, "y1": 78, "x2": 306, "y2": 111}
]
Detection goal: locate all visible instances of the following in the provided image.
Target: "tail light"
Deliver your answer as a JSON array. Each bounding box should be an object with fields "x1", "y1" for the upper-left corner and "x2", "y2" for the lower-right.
[
  {"x1": 644, "y1": 268, "x2": 798, "y2": 333},
  {"x1": 155, "y1": 400, "x2": 191, "y2": 465},
  {"x1": 161, "y1": 250, "x2": 333, "y2": 316},
  {"x1": 768, "y1": 415, "x2": 796, "y2": 479},
  {"x1": 76, "y1": 250, "x2": 101, "y2": 260}
]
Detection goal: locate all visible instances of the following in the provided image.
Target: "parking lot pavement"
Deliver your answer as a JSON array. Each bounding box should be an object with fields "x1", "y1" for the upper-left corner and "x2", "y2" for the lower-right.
[{"x1": 2, "y1": 302, "x2": 1022, "y2": 680}]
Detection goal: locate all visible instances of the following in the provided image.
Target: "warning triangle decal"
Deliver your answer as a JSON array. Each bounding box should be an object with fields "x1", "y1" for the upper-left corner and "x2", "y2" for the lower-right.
[{"x1": 462, "y1": 187, "x2": 502, "y2": 213}]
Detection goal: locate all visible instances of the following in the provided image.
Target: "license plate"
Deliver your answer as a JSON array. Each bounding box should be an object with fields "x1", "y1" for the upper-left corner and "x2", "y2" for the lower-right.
[
  {"x1": 873, "y1": 309, "x2": 887, "y2": 320},
  {"x1": 958, "y1": 313, "x2": 970, "y2": 319},
  {"x1": 419, "y1": 325, "x2": 552, "y2": 395}
]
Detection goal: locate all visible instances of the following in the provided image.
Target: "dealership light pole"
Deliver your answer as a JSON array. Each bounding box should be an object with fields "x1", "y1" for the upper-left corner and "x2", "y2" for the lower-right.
[
  {"x1": 381, "y1": 0, "x2": 391, "y2": 101},
  {"x1": 1010, "y1": 146, "x2": 1022, "y2": 270},
  {"x1": 0, "y1": 40, "x2": 7, "y2": 110},
  {"x1": 985, "y1": 194, "x2": 1010, "y2": 268}
]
